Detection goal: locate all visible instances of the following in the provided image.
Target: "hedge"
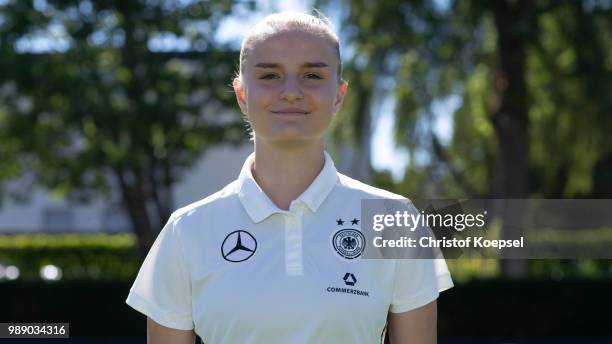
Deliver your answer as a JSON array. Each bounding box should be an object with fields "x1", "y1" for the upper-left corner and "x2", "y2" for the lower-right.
[{"x1": 0, "y1": 234, "x2": 139, "y2": 281}]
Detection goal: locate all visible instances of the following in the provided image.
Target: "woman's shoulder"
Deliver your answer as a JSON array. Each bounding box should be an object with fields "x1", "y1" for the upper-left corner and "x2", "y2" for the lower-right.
[
  {"x1": 171, "y1": 179, "x2": 241, "y2": 222},
  {"x1": 336, "y1": 172, "x2": 406, "y2": 201}
]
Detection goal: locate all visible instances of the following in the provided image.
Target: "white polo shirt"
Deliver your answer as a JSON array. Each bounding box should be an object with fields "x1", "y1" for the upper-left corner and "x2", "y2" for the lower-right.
[{"x1": 126, "y1": 151, "x2": 453, "y2": 343}]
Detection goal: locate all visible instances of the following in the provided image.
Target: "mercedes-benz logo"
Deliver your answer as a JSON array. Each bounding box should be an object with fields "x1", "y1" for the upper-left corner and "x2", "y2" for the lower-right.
[{"x1": 221, "y1": 230, "x2": 257, "y2": 262}]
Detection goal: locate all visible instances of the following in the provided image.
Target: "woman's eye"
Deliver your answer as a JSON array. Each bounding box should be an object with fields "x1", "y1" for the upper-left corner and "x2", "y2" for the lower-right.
[
  {"x1": 260, "y1": 74, "x2": 278, "y2": 80},
  {"x1": 306, "y1": 73, "x2": 322, "y2": 79}
]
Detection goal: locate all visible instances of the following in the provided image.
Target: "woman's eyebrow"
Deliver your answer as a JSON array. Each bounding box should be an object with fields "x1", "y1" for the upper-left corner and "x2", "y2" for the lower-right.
[
  {"x1": 302, "y1": 62, "x2": 329, "y2": 68},
  {"x1": 254, "y1": 62, "x2": 330, "y2": 69}
]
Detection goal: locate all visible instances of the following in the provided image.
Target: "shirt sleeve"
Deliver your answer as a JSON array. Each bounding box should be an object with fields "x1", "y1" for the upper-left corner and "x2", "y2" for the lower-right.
[
  {"x1": 389, "y1": 258, "x2": 454, "y2": 314},
  {"x1": 125, "y1": 213, "x2": 194, "y2": 330}
]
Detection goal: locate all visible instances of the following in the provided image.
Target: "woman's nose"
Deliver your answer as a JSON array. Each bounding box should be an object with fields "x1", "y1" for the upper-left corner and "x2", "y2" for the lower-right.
[{"x1": 280, "y1": 77, "x2": 304, "y2": 102}]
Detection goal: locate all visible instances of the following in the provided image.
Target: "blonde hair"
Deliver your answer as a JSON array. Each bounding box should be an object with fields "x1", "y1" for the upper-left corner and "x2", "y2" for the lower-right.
[{"x1": 236, "y1": 10, "x2": 343, "y2": 84}]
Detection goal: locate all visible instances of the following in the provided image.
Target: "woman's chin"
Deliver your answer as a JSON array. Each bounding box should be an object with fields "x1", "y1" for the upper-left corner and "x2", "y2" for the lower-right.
[{"x1": 258, "y1": 131, "x2": 323, "y2": 148}]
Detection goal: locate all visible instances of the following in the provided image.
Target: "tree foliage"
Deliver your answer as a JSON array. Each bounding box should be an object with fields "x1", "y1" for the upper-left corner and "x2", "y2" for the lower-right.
[
  {"x1": 322, "y1": 0, "x2": 612, "y2": 199},
  {"x1": 0, "y1": 0, "x2": 250, "y2": 256},
  {"x1": 322, "y1": 0, "x2": 612, "y2": 277}
]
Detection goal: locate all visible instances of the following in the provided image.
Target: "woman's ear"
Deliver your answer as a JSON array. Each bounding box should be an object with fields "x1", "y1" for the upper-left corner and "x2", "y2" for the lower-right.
[
  {"x1": 233, "y1": 77, "x2": 247, "y2": 114},
  {"x1": 333, "y1": 80, "x2": 348, "y2": 114}
]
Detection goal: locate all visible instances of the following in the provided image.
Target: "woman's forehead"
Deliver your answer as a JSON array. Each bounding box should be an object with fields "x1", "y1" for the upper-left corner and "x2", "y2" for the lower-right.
[{"x1": 248, "y1": 30, "x2": 337, "y2": 67}]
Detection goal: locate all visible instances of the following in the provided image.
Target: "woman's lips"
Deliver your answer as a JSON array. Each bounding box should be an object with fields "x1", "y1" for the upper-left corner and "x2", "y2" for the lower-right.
[{"x1": 272, "y1": 110, "x2": 310, "y2": 115}]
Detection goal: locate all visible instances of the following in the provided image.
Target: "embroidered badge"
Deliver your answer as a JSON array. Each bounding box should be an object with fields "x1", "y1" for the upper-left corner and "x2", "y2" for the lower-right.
[{"x1": 332, "y1": 228, "x2": 365, "y2": 259}]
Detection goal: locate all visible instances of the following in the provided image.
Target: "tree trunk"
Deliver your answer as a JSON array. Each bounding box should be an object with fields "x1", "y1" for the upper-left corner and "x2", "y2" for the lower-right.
[
  {"x1": 116, "y1": 169, "x2": 156, "y2": 261},
  {"x1": 491, "y1": 0, "x2": 532, "y2": 277},
  {"x1": 349, "y1": 67, "x2": 374, "y2": 181}
]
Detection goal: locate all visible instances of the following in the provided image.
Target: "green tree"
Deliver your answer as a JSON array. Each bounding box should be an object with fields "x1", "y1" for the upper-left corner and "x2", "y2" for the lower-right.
[{"x1": 0, "y1": 0, "x2": 251, "y2": 257}]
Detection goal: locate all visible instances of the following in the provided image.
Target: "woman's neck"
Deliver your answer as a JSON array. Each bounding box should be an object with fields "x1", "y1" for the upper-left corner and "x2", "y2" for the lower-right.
[{"x1": 252, "y1": 140, "x2": 325, "y2": 211}]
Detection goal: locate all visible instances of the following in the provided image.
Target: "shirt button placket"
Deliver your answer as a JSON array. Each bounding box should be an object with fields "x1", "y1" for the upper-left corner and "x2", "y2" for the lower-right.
[{"x1": 285, "y1": 203, "x2": 303, "y2": 276}]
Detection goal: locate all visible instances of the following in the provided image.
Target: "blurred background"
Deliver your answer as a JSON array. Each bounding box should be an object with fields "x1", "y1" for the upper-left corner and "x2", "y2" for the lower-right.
[{"x1": 0, "y1": 0, "x2": 611, "y2": 343}]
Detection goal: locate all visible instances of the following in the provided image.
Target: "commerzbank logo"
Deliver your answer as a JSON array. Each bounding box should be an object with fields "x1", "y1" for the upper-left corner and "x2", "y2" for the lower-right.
[
  {"x1": 343, "y1": 272, "x2": 357, "y2": 286},
  {"x1": 326, "y1": 272, "x2": 369, "y2": 297},
  {"x1": 221, "y1": 230, "x2": 257, "y2": 262}
]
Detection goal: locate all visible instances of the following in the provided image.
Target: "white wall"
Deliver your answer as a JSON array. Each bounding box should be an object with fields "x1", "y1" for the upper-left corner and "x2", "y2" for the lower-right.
[
  {"x1": 173, "y1": 144, "x2": 253, "y2": 208},
  {"x1": 0, "y1": 143, "x2": 254, "y2": 233}
]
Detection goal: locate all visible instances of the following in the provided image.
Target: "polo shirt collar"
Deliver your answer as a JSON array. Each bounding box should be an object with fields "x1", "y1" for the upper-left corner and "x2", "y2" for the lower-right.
[{"x1": 237, "y1": 151, "x2": 339, "y2": 223}]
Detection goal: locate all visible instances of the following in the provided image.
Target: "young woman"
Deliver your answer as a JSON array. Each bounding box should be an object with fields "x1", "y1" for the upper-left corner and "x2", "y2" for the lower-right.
[{"x1": 126, "y1": 11, "x2": 453, "y2": 344}]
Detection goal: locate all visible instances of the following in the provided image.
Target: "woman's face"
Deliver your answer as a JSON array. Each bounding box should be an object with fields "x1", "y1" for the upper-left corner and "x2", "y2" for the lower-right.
[{"x1": 233, "y1": 30, "x2": 348, "y2": 146}]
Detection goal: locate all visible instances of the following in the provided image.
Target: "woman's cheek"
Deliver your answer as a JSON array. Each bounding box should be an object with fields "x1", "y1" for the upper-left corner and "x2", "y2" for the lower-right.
[{"x1": 251, "y1": 83, "x2": 277, "y2": 101}]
